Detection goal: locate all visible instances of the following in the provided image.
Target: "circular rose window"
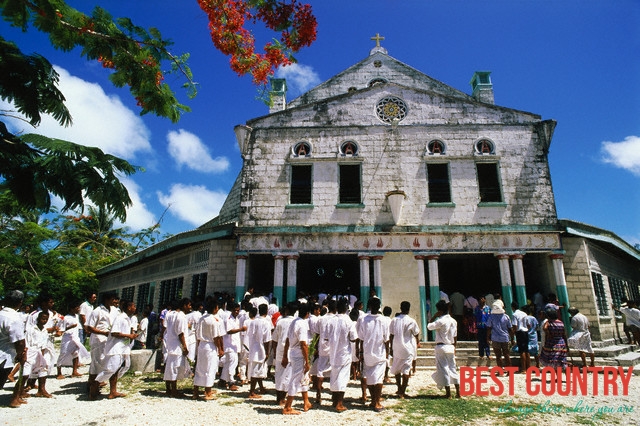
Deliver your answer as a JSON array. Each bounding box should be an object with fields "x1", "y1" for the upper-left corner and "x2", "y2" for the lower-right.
[{"x1": 376, "y1": 96, "x2": 407, "y2": 124}]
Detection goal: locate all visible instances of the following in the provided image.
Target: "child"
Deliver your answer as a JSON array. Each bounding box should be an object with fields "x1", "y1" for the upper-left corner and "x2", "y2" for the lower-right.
[
  {"x1": 56, "y1": 301, "x2": 89, "y2": 379},
  {"x1": 26, "y1": 311, "x2": 55, "y2": 397}
]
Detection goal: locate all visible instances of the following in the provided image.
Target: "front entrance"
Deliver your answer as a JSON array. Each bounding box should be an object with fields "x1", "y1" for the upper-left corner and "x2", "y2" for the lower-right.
[{"x1": 297, "y1": 254, "x2": 360, "y2": 298}]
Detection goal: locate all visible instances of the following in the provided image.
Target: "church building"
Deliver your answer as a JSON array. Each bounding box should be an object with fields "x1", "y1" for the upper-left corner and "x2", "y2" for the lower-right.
[{"x1": 97, "y1": 36, "x2": 640, "y2": 342}]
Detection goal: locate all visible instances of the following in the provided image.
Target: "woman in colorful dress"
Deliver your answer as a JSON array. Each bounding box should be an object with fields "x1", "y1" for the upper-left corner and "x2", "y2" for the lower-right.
[{"x1": 540, "y1": 306, "x2": 567, "y2": 368}]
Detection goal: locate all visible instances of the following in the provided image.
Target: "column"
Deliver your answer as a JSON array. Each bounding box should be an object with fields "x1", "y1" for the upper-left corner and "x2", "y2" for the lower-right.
[
  {"x1": 372, "y1": 255, "x2": 383, "y2": 300},
  {"x1": 273, "y1": 254, "x2": 285, "y2": 306},
  {"x1": 286, "y1": 254, "x2": 299, "y2": 303},
  {"x1": 358, "y1": 254, "x2": 371, "y2": 304},
  {"x1": 550, "y1": 251, "x2": 571, "y2": 331},
  {"x1": 426, "y1": 255, "x2": 441, "y2": 316},
  {"x1": 496, "y1": 254, "x2": 514, "y2": 316},
  {"x1": 511, "y1": 253, "x2": 527, "y2": 308},
  {"x1": 234, "y1": 252, "x2": 248, "y2": 303},
  {"x1": 415, "y1": 254, "x2": 428, "y2": 342}
]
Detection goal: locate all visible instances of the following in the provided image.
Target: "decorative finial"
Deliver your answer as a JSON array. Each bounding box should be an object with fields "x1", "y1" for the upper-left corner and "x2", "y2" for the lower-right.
[{"x1": 371, "y1": 33, "x2": 385, "y2": 48}]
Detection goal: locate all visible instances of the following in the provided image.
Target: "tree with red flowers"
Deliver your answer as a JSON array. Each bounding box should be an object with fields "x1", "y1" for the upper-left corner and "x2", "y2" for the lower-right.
[{"x1": 0, "y1": 0, "x2": 317, "y2": 220}]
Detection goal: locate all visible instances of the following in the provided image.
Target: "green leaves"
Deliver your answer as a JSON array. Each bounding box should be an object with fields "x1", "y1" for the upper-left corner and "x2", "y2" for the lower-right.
[{"x1": 1, "y1": 0, "x2": 195, "y2": 123}]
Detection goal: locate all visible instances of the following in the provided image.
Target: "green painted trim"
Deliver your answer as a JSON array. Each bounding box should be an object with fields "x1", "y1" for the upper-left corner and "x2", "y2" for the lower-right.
[
  {"x1": 515, "y1": 285, "x2": 527, "y2": 308},
  {"x1": 426, "y1": 202, "x2": 456, "y2": 208},
  {"x1": 478, "y1": 202, "x2": 507, "y2": 207},
  {"x1": 273, "y1": 286, "x2": 283, "y2": 306},
  {"x1": 419, "y1": 286, "x2": 428, "y2": 342},
  {"x1": 335, "y1": 203, "x2": 365, "y2": 209},
  {"x1": 285, "y1": 204, "x2": 314, "y2": 209},
  {"x1": 502, "y1": 286, "x2": 514, "y2": 317},
  {"x1": 238, "y1": 224, "x2": 560, "y2": 234},
  {"x1": 97, "y1": 223, "x2": 236, "y2": 276}
]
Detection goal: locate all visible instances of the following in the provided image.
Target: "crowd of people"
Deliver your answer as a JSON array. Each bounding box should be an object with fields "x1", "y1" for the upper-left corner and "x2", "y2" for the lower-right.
[{"x1": 2, "y1": 287, "x2": 640, "y2": 413}]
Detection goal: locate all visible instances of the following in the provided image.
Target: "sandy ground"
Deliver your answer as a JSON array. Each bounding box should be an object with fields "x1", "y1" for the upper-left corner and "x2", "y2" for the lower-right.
[{"x1": 1, "y1": 365, "x2": 638, "y2": 425}]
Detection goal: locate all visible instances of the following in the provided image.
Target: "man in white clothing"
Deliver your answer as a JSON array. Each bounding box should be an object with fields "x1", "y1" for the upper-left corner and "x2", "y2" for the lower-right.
[
  {"x1": 247, "y1": 303, "x2": 271, "y2": 398},
  {"x1": 193, "y1": 299, "x2": 225, "y2": 400},
  {"x1": 389, "y1": 301, "x2": 420, "y2": 399},
  {"x1": 220, "y1": 302, "x2": 245, "y2": 391},
  {"x1": 79, "y1": 292, "x2": 96, "y2": 344},
  {"x1": 427, "y1": 299, "x2": 460, "y2": 398},
  {"x1": 314, "y1": 298, "x2": 336, "y2": 403},
  {"x1": 85, "y1": 293, "x2": 117, "y2": 400},
  {"x1": 327, "y1": 298, "x2": 357, "y2": 412},
  {"x1": 271, "y1": 303, "x2": 294, "y2": 405},
  {"x1": 163, "y1": 298, "x2": 191, "y2": 398},
  {"x1": 0, "y1": 290, "x2": 27, "y2": 407},
  {"x1": 356, "y1": 297, "x2": 389, "y2": 412},
  {"x1": 95, "y1": 300, "x2": 137, "y2": 399},
  {"x1": 281, "y1": 303, "x2": 312, "y2": 414}
]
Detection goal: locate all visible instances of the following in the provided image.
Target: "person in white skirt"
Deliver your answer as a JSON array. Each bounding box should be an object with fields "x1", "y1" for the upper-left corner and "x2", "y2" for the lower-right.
[
  {"x1": 56, "y1": 301, "x2": 89, "y2": 379},
  {"x1": 192, "y1": 299, "x2": 225, "y2": 400}
]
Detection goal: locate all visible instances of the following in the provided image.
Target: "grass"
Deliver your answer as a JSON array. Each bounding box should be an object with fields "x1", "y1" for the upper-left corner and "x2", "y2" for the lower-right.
[{"x1": 393, "y1": 391, "x2": 619, "y2": 426}]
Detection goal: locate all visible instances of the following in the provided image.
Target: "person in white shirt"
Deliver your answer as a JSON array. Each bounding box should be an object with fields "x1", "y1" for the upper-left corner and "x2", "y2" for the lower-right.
[
  {"x1": 193, "y1": 299, "x2": 225, "y2": 400},
  {"x1": 85, "y1": 293, "x2": 118, "y2": 400},
  {"x1": 281, "y1": 303, "x2": 312, "y2": 415},
  {"x1": 134, "y1": 306, "x2": 150, "y2": 350},
  {"x1": 56, "y1": 301, "x2": 89, "y2": 379},
  {"x1": 25, "y1": 311, "x2": 55, "y2": 398},
  {"x1": 0, "y1": 290, "x2": 27, "y2": 407},
  {"x1": 313, "y1": 299, "x2": 336, "y2": 403},
  {"x1": 511, "y1": 302, "x2": 531, "y2": 372},
  {"x1": 389, "y1": 301, "x2": 420, "y2": 399},
  {"x1": 185, "y1": 303, "x2": 203, "y2": 362},
  {"x1": 327, "y1": 298, "x2": 357, "y2": 412},
  {"x1": 220, "y1": 302, "x2": 245, "y2": 391},
  {"x1": 271, "y1": 303, "x2": 294, "y2": 405},
  {"x1": 236, "y1": 301, "x2": 252, "y2": 384},
  {"x1": 247, "y1": 303, "x2": 271, "y2": 398},
  {"x1": 163, "y1": 298, "x2": 192, "y2": 398},
  {"x1": 568, "y1": 307, "x2": 594, "y2": 368},
  {"x1": 95, "y1": 300, "x2": 138, "y2": 399},
  {"x1": 79, "y1": 293, "x2": 97, "y2": 344},
  {"x1": 356, "y1": 297, "x2": 389, "y2": 412},
  {"x1": 427, "y1": 300, "x2": 460, "y2": 398}
]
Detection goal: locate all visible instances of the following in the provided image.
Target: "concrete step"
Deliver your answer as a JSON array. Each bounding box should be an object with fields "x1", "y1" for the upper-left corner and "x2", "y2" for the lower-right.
[{"x1": 592, "y1": 344, "x2": 636, "y2": 357}]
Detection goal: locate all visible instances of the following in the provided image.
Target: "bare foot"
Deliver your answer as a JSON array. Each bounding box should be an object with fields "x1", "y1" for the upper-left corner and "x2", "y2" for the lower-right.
[
  {"x1": 72, "y1": 372, "x2": 83, "y2": 377},
  {"x1": 7, "y1": 375, "x2": 15, "y2": 383},
  {"x1": 56, "y1": 375, "x2": 65, "y2": 380},
  {"x1": 336, "y1": 405, "x2": 347, "y2": 412},
  {"x1": 283, "y1": 408, "x2": 301, "y2": 415},
  {"x1": 107, "y1": 392, "x2": 126, "y2": 399},
  {"x1": 303, "y1": 402, "x2": 313, "y2": 412},
  {"x1": 9, "y1": 398, "x2": 23, "y2": 408},
  {"x1": 203, "y1": 393, "x2": 217, "y2": 401},
  {"x1": 248, "y1": 393, "x2": 262, "y2": 399}
]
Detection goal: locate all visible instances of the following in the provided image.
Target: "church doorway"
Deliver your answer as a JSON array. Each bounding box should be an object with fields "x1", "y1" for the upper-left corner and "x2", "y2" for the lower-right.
[
  {"x1": 435, "y1": 253, "x2": 501, "y2": 299},
  {"x1": 296, "y1": 254, "x2": 360, "y2": 299}
]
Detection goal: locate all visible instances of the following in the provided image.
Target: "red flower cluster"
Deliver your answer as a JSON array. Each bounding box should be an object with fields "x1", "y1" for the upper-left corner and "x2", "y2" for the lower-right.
[{"x1": 197, "y1": 0, "x2": 317, "y2": 85}]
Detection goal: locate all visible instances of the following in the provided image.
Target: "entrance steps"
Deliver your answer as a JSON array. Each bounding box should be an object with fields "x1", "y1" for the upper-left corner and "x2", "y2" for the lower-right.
[{"x1": 414, "y1": 341, "x2": 640, "y2": 373}]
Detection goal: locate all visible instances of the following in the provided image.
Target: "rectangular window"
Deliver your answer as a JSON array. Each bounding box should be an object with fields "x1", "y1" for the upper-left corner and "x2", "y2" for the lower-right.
[
  {"x1": 290, "y1": 165, "x2": 312, "y2": 204},
  {"x1": 190, "y1": 273, "x2": 207, "y2": 301},
  {"x1": 121, "y1": 286, "x2": 135, "y2": 302},
  {"x1": 159, "y1": 277, "x2": 183, "y2": 307},
  {"x1": 339, "y1": 164, "x2": 361, "y2": 204},
  {"x1": 591, "y1": 272, "x2": 609, "y2": 315},
  {"x1": 427, "y1": 163, "x2": 451, "y2": 203},
  {"x1": 476, "y1": 162, "x2": 503, "y2": 203},
  {"x1": 609, "y1": 276, "x2": 629, "y2": 307},
  {"x1": 137, "y1": 283, "x2": 151, "y2": 309}
]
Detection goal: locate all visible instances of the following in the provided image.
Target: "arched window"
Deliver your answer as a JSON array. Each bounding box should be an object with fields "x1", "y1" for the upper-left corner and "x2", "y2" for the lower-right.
[
  {"x1": 368, "y1": 78, "x2": 387, "y2": 87},
  {"x1": 427, "y1": 140, "x2": 446, "y2": 155},
  {"x1": 292, "y1": 141, "x2": 312, "y2": 157},
  {"x1": 475, "y1": 139, "x2": 495, "y2": 155},
  {"x1": 340, "y1": 141, "x2": 359, "y2": 156}
]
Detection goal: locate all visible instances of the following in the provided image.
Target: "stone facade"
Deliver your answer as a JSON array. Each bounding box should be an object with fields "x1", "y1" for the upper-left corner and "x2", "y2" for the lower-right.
[{"x1": 97, "y1": 45, "x2": 639, "y2": 342}]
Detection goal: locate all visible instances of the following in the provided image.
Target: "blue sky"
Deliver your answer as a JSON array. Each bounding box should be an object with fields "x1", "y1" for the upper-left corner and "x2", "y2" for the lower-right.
[{"x1": 2, "y1": 0, "x2": 639, "y2": 246}]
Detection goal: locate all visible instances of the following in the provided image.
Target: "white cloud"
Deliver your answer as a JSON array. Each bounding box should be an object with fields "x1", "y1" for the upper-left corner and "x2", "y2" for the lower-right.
[
  {"x1": 166, "y1": 129, "x2": 229, "y2": 173},
  {"x1": 601, "y1": 135, "x2": 640, "y2": 176},
  {"x1": 157, "y1": 184, "x2": 227, "y2": 226},
  {"x1": 115, "y1": 178, "x2": 157, "y2": 231},
  {"x1": 1, "y1": 66, "x2": 152, "y2": 160},
  {"x1": 275, "y1": 63, "x2": 321, "y2": 95}
]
